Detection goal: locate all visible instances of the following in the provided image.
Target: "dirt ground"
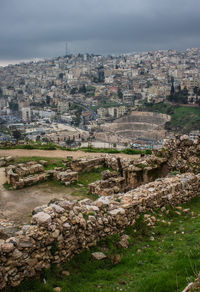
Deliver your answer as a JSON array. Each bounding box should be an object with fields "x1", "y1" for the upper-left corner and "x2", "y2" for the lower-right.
[
  {"x1": 0, "y1": 171, "x2": 83, "y2": 226},
  {"x1": 0, "y1": 149, "x2": 139, "y2": 159}
]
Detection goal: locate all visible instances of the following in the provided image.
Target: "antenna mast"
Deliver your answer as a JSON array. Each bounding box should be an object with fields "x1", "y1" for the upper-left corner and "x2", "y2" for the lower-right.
[{"x1": 65, "y1": 41, "x2": 70, "y2": 56}]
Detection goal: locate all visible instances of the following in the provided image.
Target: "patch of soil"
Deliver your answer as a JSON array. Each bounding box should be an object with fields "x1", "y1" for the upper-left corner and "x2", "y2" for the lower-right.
[{"x1": 0, "y1": 177, "x2": 83, "y2": 226}]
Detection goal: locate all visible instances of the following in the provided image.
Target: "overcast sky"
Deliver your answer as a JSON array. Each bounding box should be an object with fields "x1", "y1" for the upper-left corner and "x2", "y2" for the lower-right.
[{"x1": 0, "y1": 0, "x2": 200, "y2": 65}]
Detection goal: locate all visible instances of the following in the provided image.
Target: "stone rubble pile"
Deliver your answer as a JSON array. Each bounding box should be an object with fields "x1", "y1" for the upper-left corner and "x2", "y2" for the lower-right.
[
  {"x1": 5, "y1": 162, "x2": 48, "y2": 189},
  {"x1": 155, "y1": 135, "x2": 200, "y2": 173},
  {"x1": 70, "y1": 157, "x2": 105, "y2": 172},
  {"x1": 0, "y1": 172, "x2": 199, "y2": 289},
  {"x1": 88, "y1": 170, "x2": 125, "y2": 196},
  {"x1": 0, "y1": 156, "x2": 13, "y2": 167},
  {"x1": 51, "y1": 169, "x2": 78, "y2": 186}
]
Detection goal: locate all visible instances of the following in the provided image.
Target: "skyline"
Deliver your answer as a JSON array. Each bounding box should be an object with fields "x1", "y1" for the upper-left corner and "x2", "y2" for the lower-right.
[{"x1": 1, "y1": 0, "x2": 200, "y2": 66}]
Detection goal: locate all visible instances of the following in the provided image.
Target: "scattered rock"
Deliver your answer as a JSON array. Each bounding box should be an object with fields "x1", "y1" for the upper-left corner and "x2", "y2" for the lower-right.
[
  {"x1": 110, "y1": 254, "x2": 122, "y2": 265},
  {"x1": 92, "y1": 252, "x2": 107, "y2": 260},
  {"x1": 62, "y1": 270, "x2": 70, "y2": 276},
  {"x1": 118, "y1": 234, "x2": 130, "y2": 249},
  {"x1": 53, "y1": 287, "x2": 61, "y2": 292}
]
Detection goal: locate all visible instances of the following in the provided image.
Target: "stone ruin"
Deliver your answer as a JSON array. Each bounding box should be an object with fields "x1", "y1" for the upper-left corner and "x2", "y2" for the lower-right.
[
  {"x1": 155, "y1": 134, "x2": 200, "y2": 174},
  {"x1": 50, "y1": 169, "x2": 78, "y2": 186},
  {"x1": 0, "y1": 156, "x2": 13, "y2": 167},
  {"x1": 0, "y1": 172, "x2": 199, "y2": 289},
  {"x1": 5, "y1": 161, "x2": 48, "y2": 189},
  {"x1": 4, "y1": 161, "x2": 79, "y2": 189},
  {"x1": 0, "y1": 135, "x2": 199, "y2": 289}
]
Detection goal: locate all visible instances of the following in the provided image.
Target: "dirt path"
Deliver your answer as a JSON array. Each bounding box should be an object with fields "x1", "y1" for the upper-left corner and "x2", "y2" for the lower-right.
[{"x1": 0, "y1": 149, "x2": 140, "y2": 159}]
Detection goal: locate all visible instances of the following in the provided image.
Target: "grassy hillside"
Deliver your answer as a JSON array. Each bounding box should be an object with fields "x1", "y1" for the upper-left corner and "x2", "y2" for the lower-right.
[
  {"x1": 5, "y1": 196, "x2": 200, "y2": 292},
  {"x1": 166, "y1": 106, "x2": 200, "y2": 133},
  {"x1": 139, "y1": 102, "x2": 200, "y2": 133}
]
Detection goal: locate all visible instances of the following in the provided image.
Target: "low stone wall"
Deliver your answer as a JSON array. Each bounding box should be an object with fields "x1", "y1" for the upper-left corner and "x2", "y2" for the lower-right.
[
  {"x1": 88, "y1": 171, "x2": 125, "y2": 196},
  {"x1": 52, "y1": 170, "x2": 78, "y2": 186},
  {"x1": 87, "y1": 155, "x2": 168, "y2": 196},
  {"x1": 0, "y1": 173, "x2": 199, "y2": 289},
  {"x1": 70, "y1": 157, "x2": 105, "y2": 172},
  {"x1": 5, "y1": 162, "x2": 46, "y2": 189}
]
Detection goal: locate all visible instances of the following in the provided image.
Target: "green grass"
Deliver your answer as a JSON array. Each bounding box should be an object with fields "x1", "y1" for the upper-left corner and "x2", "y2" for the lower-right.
[
  {"x1": 139, "y1": 102, "x2": 175, "y2": 115},
  {"x1": 0, "y1": 143, "x2": 152, "y2": 155},
  {"x1": 2, "y1": 182, "x2": 13, "y2": 190},
  {"x1": 167, "y1": 106, "x2": 200, "y2": 133},
  {"x1": 71, "y1": 167, "x2": 109, "y2": 200},
  {"x1": 139, "y1": 102, "x2": 200, "y2": 133},
  {"x1": 79, "y1": 147, "x2": 152, "y2": 155},
  {"x1": 0, "y1": 143, "x2": 57, "y2": 150},
  {"x1": 5, "y1": 196, "x2": 200, "y2": 292}
]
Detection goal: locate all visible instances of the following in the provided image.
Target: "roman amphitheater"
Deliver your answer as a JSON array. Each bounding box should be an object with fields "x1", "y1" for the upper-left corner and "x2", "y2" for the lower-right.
[{"x1": 97, "y1": 111, "x2": 171, "y2": 143}]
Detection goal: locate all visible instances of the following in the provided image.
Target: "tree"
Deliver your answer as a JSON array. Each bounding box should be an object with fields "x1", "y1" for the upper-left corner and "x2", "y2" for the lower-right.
[
  {"x1": 9, "y1": 101, "x2": 19, "y2": 111},
  {"x1": 46, "y1": 95, "x2": 51, "y2": 105},
  {"x1": 70, "y1": 87, "x2": 77, "y2": 95},
  {"x1": 12, "y1": 129, "x2": 22, "y2": 141},
  {"x1": 118, "y1": 88, "x2": 123, "y2": 99},
  {"x1": 58, "y1": 73, "x2": 64, "y2": 80},
  {"x1": 0, "y1": 87, "x2": 3, "y2": 98},
  {"x1": 79, "y1": 84, "x2": 86, "y2": 94}
]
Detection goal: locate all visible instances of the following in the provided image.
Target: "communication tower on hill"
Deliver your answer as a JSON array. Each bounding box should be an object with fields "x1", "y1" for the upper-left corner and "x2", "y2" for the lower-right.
[{"x1": 65, "y1": 41, "x2": 70, "y2": 56}]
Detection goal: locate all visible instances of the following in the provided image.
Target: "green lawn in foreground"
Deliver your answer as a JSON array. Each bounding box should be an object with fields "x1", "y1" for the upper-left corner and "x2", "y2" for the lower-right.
[{"x1": 5, "y1": 196, "x2": 200, "y2": 292}]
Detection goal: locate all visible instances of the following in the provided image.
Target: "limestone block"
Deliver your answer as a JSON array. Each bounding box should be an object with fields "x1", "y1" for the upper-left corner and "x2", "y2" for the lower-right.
[
  {"x1": 91, "y1": 252, "x2": 107, "y2": 260},
  {"x1": 32, "y1": 212, "x2": 52, "y2": 225}
]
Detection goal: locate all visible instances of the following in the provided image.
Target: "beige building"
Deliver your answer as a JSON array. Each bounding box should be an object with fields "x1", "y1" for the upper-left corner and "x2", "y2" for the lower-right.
[{"x1": 21, "y1": 107, "x2": 31, "y2": 122}]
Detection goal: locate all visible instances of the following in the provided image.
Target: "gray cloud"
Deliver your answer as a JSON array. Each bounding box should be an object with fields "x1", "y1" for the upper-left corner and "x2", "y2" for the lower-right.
[{"x1": 0, "y1": 0, "x2": 200, "y2": 62}]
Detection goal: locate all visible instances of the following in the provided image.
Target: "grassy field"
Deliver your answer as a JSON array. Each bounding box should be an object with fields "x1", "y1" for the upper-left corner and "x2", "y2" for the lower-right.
[
  {"x1": 139, "y1": 102, "x2": 200, "y2": 133},
  {"x1": 167, "y1": 106, "x2": 200, "y2": 133},
  {"x1": 4, "y1": 196, "x2": 200, "y2": 292}
]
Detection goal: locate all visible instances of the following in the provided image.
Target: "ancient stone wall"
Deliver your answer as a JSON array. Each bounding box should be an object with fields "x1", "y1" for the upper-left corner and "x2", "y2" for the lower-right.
[
  {"x1": 155, "y1": 135, "x2": 200, "y2": 173},
  {"x1": 5, "y1": 161, "x2": 79, "y2": 189},
  {"x1": 0, "y1": 156, "x2": 13, "y2": 167},
  {"x1": 0, "y1": 173, "x2": 199, "y2": 289},
  {"x1": 70, "y1": 157, "x2": 105, "y2": 172},
  {"x1": 52, "y1": 170, "x2": 78, "y2": 186},
  {"x1": 5, "y1": 162, "x2": 47, "y2": 189}
]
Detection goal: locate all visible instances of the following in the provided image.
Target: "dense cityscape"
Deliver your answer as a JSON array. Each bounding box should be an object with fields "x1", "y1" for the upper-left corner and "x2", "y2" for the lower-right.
[{"x1": 0, "y1": 47, "x2": 200, "y2": 148}]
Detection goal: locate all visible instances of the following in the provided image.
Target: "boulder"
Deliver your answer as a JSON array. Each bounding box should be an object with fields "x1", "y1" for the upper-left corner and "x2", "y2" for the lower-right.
[{"x1": 32, "y1": 212, "x2": 51, "y2": 225}]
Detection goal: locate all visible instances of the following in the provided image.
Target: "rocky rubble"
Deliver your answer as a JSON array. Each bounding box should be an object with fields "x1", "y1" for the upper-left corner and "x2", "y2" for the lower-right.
[
  {"x1": 52, "y1": 169, "x2": 78, "y2": 185},
  {"x1": 70, "y1": 157, "x2": 106, "y2": 172},
  {"x1": 0, "y1": 172, "x2": 199, "y2": 289},
  {"x1": 5, "y1": 162, "x2": 47, "y2": 189},
  {"x1": 155, "y1": 135, "x2": 200, "y2": 173},
  {"x1": 88, "y1": 170, "x2": 125, "y2": 196},
  {"x1": 0, "y1": 156, "x2": 13, "y2": 167}
]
